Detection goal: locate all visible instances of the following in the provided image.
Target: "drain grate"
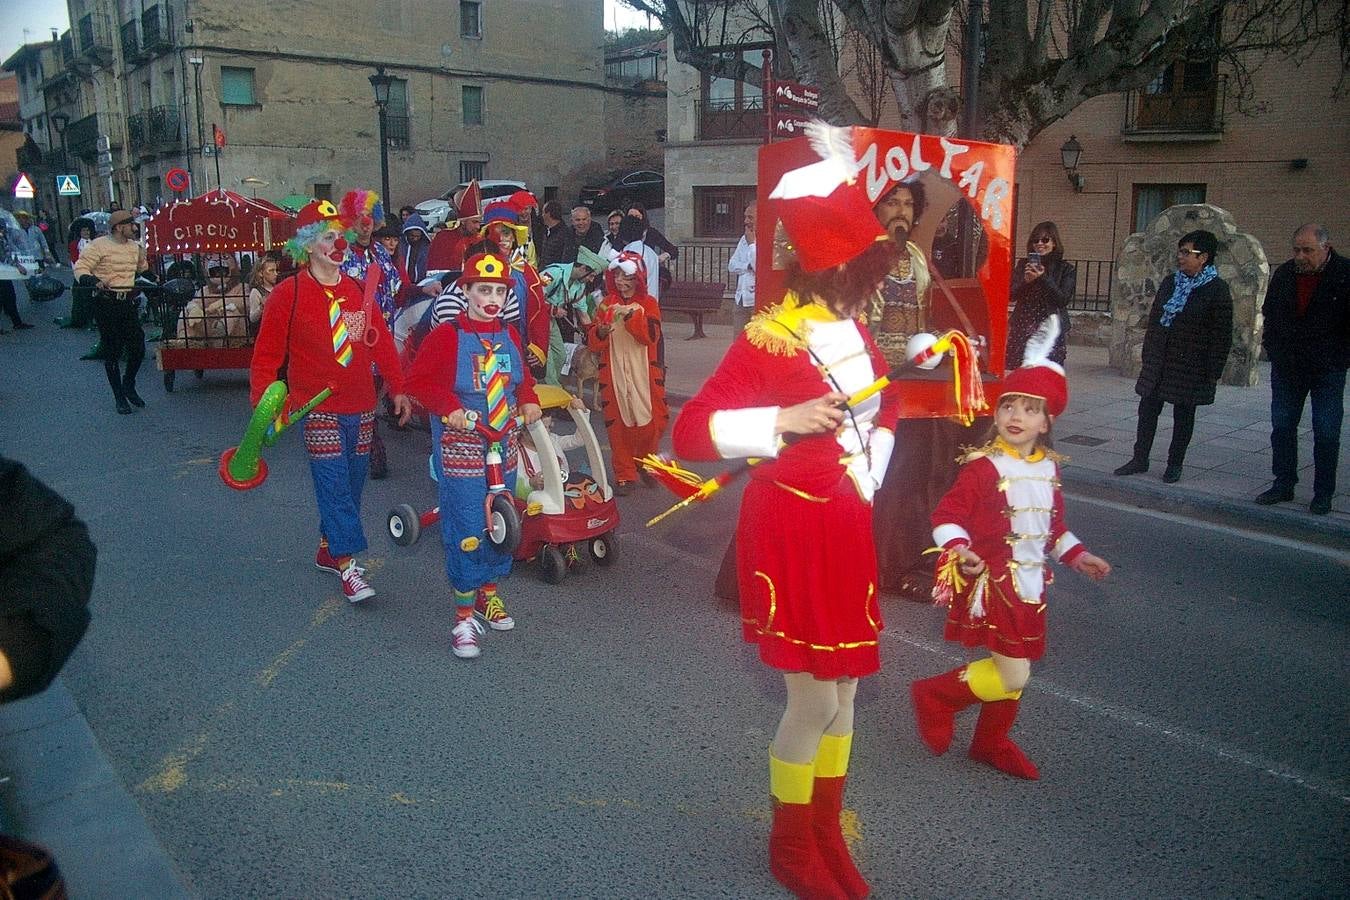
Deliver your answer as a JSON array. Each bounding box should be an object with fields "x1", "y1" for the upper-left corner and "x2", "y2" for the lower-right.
[{"x1": 1059, "y1": 434, "x2": 1109, "y2": 446}]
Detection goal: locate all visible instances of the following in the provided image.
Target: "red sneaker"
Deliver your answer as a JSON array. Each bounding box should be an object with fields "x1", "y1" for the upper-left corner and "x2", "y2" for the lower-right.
[
  {"x1": 340, "y1": 561, "x2": 375, "y2": 603},
  {"x1": 474, "y1": 588, "x2": 515, "y2": 631},
  {"x1": 315, "y1": 541, "x2": 342, "y2": 575}
]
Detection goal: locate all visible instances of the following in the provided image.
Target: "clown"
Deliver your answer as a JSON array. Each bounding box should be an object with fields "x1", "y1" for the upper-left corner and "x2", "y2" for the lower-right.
[
  {"x1": 338, "y1": 190, "x2": 403, "y2": 479},
  {"x1": 478, "y1": 205, "x2": 549, "y2": 376},
  {"x1": 912, "y1": 318, "x2": 1111, "y2": 780},
  {"x1": 588, "y1": 250, "x2": 668, "y2": 494},
  {"x1": 670, "y1": 128, "x2": 902, "y2": 900},
  {"x1": 405, "y1": 252, "x2": 543, "y2": 660},
  {"x1": 249, "y1": 200, "x2": 412, "y2": 603}
]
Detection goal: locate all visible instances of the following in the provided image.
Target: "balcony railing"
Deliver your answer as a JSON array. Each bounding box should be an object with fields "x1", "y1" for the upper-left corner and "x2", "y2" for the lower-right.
[
  {"x1": 384, "y1": 112, "x2": 410, "y2": 149},
  {"x1": 695, "y1": 97, "x2": 765, "y2": 141},
  {"x1": 120, "y1": 20, "x2": 140, "y2": 61},
  {"x1": 77, "y1": 14, "x2": 113, "y2": 62},
  {"x1": 127, "y1": 105, "x2": 181, "y2": 154},
  {"x1": 141, "y1": 5, "x2": 174, "y2": 55},
  {"x1": 58, "y1": 32, "x2": 75, "y2": 68},
  {"x1": 1123, "y1": 74, "x2": 1226, "y2": 137},
  {"x1": 66, "y1": 113, "x2": 102, "y2": 157}
]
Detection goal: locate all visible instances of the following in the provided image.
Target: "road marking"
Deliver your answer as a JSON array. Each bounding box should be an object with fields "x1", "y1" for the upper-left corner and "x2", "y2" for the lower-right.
[
  {"x1": 1064, "y1": 492, "x2": 1350, "y2": 565},
  {"x1": 627, "y1": 530, "x2": 1350, "y2": 805}
]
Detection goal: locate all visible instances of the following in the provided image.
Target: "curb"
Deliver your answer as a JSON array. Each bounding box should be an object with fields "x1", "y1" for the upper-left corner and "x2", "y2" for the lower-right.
[
  {"x1": 0, "y1": 680, "x2": 191, "y2": 898},
  {"x1": 1062, "y1": 465, "x2": 1350, "y2": 551}
]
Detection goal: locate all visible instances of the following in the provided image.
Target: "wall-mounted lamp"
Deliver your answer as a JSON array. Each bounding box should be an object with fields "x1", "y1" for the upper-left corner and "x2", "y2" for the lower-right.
[
  {"x1": 1290, "y1": 158, "x2": 1308, "y2": 171},
  {"x1": 1060, "y1": 135, "x2": 1085, "y2": 192}
]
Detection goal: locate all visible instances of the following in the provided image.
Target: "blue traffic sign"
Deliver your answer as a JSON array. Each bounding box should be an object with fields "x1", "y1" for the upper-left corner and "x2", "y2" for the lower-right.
[{"x1": 56, "y1": 174, "x2": 81, "y2": 196}]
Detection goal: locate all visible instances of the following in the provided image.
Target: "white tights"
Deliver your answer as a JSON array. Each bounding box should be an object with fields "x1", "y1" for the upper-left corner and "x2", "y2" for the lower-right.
[{"x1": 771, "y1": 672, "x2": 859, "y2": 764}]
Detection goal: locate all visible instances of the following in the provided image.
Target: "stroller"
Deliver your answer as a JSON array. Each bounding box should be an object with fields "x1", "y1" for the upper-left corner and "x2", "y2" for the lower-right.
[{"x1": 387, "y1": 384, "x2": 620, "y2": 583}]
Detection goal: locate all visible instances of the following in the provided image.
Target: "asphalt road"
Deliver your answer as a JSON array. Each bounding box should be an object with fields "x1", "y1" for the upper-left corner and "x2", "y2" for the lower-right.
[{"x1": 2, "y1": 311, "x2": 1346, "y2": 898}]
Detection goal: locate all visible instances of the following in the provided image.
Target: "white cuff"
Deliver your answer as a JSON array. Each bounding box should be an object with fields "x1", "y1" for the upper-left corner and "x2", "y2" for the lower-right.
[
  {"x1": 867, "y1": 428, "x2": 895, "y2": 490},
  {"x1": 933, "y1": 523, "x2": 971, "y2": 548},
  {"x1": 710, "y1": 407, "x2": 782, "y2": 459},
  {"x1": 1052, "y1": 531, "x2": 1082, "y2": 561}
]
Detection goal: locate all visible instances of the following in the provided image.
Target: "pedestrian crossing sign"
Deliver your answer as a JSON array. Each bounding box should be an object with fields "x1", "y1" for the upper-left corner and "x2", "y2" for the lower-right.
[{"x1": 57, "y1": 174, "x2": 82, "y2": 196}]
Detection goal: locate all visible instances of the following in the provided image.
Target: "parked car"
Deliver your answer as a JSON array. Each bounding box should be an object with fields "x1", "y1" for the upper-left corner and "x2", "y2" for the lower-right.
[
  {"x1": 578, "y1": 170, "x2": 665, "y2": 212},
  {"x1": 415, "y1": 179, "x2": 529, "y2": 229}
]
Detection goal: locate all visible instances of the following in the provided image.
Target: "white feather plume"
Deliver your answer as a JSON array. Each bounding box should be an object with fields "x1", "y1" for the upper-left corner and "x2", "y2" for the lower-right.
[
  {"x1": 1021, "y1": 314, "x2": 1062, "y2": 369},
  {"x1": 768, "y1": 120, "x2": 858, "y2": 201}
]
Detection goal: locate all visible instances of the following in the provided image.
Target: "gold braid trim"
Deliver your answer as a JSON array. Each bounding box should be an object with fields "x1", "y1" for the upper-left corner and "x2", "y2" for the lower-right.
[
  {"x1": 744, "y1": 293, "x2": 837, "y2": 357},
  {"x1": 956, "y1": 439, "x2": 1068, "y2": 466}
]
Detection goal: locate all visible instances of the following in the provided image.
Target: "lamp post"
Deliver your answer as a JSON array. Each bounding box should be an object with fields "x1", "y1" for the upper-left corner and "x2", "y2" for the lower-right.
[
  {"x1": 368, "y1": 65, "x2": 393, "y2": 205},
  {"x1": 50, "y1": 111, "x2": 72, "y2": 241},
  {"x1": 189, "y1": 55, "x2": 206, "y2": 190},
  {"x1": 1060, "y1": 135, "x2": 1085, "y2": 192}
]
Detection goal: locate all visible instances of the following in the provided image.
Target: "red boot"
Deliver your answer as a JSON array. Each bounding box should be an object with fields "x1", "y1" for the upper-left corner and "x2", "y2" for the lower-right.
[
  {"x1": 910, "y1": 666, "x2": 979, "y2": 755},
  {"x1": 810, "y1": 775, "x2": 869, "y2": 899},
  {"x1": 769, "y1": 799, "x2": 847, "y2": 900},
  {"x1": 969, "y1": 699, "x2": 1040, "y2": 780}
]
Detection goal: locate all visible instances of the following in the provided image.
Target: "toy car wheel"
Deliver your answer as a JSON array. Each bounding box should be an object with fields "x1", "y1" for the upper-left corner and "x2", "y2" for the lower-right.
[
  {"x1": 589, "y1": 533, "x2": 617, "y2": 567},
  {"x1": 538, "y1": 545, "x2": 567, "y2": 584},
  {"x1": 387, "y1": 503, "x2": 421, "y2": 546},
  {"x1": 487, "y1": 493, "x2": 522, "y2": 555}
]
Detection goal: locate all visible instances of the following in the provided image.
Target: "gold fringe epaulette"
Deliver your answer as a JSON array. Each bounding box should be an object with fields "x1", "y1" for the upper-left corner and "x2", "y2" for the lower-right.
[
  {"x1": 745, "y1": 302, "x2": 806, "y2": 356},
  {"x1": 957, "y1": 439, "x2": 1067, "y2": 466}
]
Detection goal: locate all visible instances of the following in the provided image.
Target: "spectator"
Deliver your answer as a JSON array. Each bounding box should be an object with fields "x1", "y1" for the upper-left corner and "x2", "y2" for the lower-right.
[
  {"x1": 0, "y1": 214, "x2": 32, "y2": 332},
  {"x1": 13, "y1": 211, "x2": 55, "y2": 267},
  {"x1": 397, "y1": 213, "x2": 431, "y2": 295},
  {"x1": 566, "y1": 205, "x2": 605, "y2": 259},
  {"x1": 1006, "y1": 221, "x2": 1075, "y2": 368},
  {"x1": 727, "y1": 201, "x2": 757, "y2": 332},
  {"x1": 599, "y1": 209, "x2": 624, "y2": 259},
  {"x1": 623, "y1": 201, "x2": 678, "y2": 292},
  {"x1": 246, "y1": 253, "x2": 280, "y2": 330},
  {"x1": 398, "y1": 205, "x2": 416, "y2": 223},
  {"x1": 538, "y1": 201, "x2": 569, "y2": 267},
  {"x1": 1254, "y1": 223, "x2": 1348, "y2": 515},
  {"x1": 1115, "y1": 229, "x2": 1233, "y2": 484}
]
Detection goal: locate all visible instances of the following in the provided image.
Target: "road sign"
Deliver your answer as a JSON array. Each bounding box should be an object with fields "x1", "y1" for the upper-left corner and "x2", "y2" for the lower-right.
[
  {"x1": 13, "y1": 173, "x2": 35, "y2": 199},
  {"x1": 773, "y1": 80, "x2": 820, "y2": 111},
  {"x1": 165, "y1": 168, "x2": 190, "y2": 193},
  {"x1": 56, "y1": 174, "x2": 81, "y2": 196},
  {"x1": 773, "y1": 113, "x2": 814, "y2": 138}
]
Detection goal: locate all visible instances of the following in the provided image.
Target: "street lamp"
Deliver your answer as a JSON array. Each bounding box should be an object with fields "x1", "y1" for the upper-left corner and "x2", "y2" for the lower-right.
[
  {"x1": 368, "y1": 65, "x2": 393, "y2": 205},
  {"x1": 189, "y1": 55, "x2": 206, "y2": 190},
  {"x1": 1060, "y1": 135, "x2": 1085, "y2": 192},
  {"x1": 50, "y1": 111, "x2": 72, "y2": 234}
]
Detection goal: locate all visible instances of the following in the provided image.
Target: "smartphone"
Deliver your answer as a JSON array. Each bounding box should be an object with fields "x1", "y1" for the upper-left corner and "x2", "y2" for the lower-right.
[{"x1": 1027, "y1": 251, "x2": 1041, "y2": 267}]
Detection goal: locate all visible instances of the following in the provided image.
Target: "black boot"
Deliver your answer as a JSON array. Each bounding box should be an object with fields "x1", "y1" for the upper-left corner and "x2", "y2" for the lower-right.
[
  {"x1": 105, "y1": 362, "x2": 133, "y2": 414},
  {"x1": 1114, "y1": 457, "x2": 1149, "y2": 476},
  {"x1": 122, "y1": 356, "x2": 145, "y2": 408}
]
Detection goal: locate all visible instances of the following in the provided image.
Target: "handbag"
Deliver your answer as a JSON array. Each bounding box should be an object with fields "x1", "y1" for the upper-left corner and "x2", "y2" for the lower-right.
[
  {"x1": 0, "y1": 834, "x2": 67, "y2": 899},
  {"x1": 24, "y1": 274, "x2": 66, "y2": 303}
]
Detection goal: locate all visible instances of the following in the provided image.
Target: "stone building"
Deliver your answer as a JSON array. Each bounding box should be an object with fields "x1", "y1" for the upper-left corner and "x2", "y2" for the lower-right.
[{"x1": 47, "y1": 0, "x2": 610, "y2": 212}]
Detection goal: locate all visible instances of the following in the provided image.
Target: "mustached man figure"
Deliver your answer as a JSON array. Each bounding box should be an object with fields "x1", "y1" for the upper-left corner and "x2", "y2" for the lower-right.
[{"x1": 250, "y1": 200, "x2": 412, "y2": 603}]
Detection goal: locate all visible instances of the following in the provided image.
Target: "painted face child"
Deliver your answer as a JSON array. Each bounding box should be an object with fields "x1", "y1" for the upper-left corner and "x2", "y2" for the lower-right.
[{"x1": 465, "y1": 280, "x2": 508, "y2": 322}]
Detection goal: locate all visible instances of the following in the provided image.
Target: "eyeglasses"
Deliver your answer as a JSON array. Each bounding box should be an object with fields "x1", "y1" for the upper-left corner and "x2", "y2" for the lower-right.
[
  {"x1": 1177, "y1": 248, "x2": 1205, "y2": 257},
  {"x1": 1032, "y1": 236, "x2": 1054, "y2": 245}
]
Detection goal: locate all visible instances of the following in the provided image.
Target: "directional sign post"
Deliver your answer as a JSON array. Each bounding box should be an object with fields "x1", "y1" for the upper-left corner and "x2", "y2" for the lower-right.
[
  {"x1": 773, "y1": 80, "x2": 821, "y2": 112},
  {"x1": 56, "y1": 174, "x2": 82, "y2": 197},
  {"x1": 773, "y1": 113, "x2": 815, "y2": 139}
]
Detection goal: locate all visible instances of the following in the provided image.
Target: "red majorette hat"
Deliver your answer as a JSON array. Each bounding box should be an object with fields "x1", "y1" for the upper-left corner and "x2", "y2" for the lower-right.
[
  {"x1": 1000, "y1": 316, "x2": 1068, "y2": 416},
  {"x1": 768, "y1": 122, "x2": 885, "y2": 273},
  {"x1": 457, "y1": 252, "x2": 514, "y2": 287}
]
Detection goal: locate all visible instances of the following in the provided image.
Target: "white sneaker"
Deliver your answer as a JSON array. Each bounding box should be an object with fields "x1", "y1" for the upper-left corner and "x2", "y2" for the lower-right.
[
  {"x1": 340, "y1": 561, "x2": 375, "y2": 603},
  {"x1": 451, "y1": 616, "x2": 485, "y2": 659}
]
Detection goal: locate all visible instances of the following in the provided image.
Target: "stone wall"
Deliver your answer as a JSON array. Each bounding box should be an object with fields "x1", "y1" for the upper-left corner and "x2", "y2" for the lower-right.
[{"x1": 1110, "y1": 203, "x2": 1269, "y2": 386}]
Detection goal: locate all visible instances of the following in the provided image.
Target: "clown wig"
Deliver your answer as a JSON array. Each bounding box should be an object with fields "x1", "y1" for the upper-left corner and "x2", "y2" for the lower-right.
[{"x1": 339, "y1": 189, "x2": 385, "y2": 235}]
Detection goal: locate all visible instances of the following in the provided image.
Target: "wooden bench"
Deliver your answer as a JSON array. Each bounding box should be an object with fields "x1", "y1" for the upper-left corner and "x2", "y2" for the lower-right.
[{"x1": 662, "y1": 280, "x2": 727, "y2": 339}]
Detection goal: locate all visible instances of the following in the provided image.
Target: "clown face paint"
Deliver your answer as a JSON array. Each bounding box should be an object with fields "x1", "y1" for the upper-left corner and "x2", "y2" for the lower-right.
[
  {"x1": 492, "y1": 225, "x2": 516, "y2": 256},
  {"x1": 309, "y1": 228, "x2": 348, "y2": 278},
  {"x1": 465, "y1": 281, "x2": 509, "y2": 321},
  {"x1": 353, "y1": 217, "x2": 375, "y2": 244},
  {"x1": 613, "y1": 270, "x2": 638, "y2": 298}
]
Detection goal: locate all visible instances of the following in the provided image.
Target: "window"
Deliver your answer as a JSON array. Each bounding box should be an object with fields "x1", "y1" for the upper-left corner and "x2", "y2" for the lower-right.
[
  {"x1": 460, "y1": 1, "x2": 482, "y2": 38},
  {"x1": 694, "y1": 186, "x2": 757, "y2": 238},
  {"x1": 1132, "y1": 184, "x2": 1206, "y2": 232},
  {"x1": 462, "y1": 85, "x2": 483, "y2": 125},
  {"x1": 313, "y1": 183, "x2": 332, "y2": 201},
  {"x1": 459, "y1": 160, "x2": 486, "y2": 183},
  {"x1": 385, "y1": 77, "x2": 410, "y2": 149},
  {"x1": 703, "y1": 46, "x2": 767, "y2": 111},
  {"x1": 220, "y1": 67, "x2": 256, "y2": 105}
]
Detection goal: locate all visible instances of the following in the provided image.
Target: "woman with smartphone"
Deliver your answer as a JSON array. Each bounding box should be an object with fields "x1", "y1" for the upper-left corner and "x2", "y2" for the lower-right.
[{"x1": 1006, "y1": 221, "x2": 1076, "y2": 368}]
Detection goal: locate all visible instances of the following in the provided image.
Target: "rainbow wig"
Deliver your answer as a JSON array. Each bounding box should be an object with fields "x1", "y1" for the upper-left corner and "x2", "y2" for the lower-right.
[
  {"x1": 283, "y1": 222, "x2": 332, "y2": 264},
  {"x1": 339, "y1": 189, "x2": 385, "y2": 235}
]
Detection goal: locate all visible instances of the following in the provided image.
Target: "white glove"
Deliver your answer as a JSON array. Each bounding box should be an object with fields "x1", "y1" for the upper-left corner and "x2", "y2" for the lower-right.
[{"x1": 867, "y1": 428, "x2": 895, "y2": 491}]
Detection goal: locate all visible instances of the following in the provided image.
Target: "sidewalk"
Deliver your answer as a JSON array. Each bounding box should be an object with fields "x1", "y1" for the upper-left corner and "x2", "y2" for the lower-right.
[{"x1": 658, "y1": 319, "x2": 1350, "y2": 543}]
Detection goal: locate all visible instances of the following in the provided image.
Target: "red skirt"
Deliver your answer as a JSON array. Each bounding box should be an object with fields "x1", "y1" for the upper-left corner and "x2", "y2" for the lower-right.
[
  {"x1": 736, "y1": 477, "x2": 883, "y2": 678},
  {"x1": 943, "y1": 562, "x2": 1048, "y2": 660}
]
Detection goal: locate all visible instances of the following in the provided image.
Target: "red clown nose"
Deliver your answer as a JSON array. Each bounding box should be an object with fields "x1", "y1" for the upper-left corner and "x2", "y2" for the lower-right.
[{"x1": 334, "y1": 236, "x2": 348, "y2": 252}]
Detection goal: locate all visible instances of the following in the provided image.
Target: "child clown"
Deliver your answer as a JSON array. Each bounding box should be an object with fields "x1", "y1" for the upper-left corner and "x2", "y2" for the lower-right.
[
  {"x1": 406, "y1": 253, "x2": 542, "y2": 659},
  {"x1": 912, "y1": 319, "x2": 1110, "y2": 779}
]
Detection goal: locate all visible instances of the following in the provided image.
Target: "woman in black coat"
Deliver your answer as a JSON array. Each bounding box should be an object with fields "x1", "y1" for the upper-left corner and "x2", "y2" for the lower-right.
[
  {"x1": 1007, "y1": 221, "x2": 1076, "y2": 368},
  {"x1": 1116, "y1": 229, "x2": 1233, "y2": 482}
]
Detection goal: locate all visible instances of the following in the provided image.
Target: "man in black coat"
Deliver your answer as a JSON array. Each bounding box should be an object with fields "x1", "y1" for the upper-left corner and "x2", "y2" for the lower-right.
[
  {"x1": 564, "y1": 206, "x2": 605, "y2": 260},
  {"x1": 1255, "y1": 224, "x2": 1349, "y2": 515}
]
